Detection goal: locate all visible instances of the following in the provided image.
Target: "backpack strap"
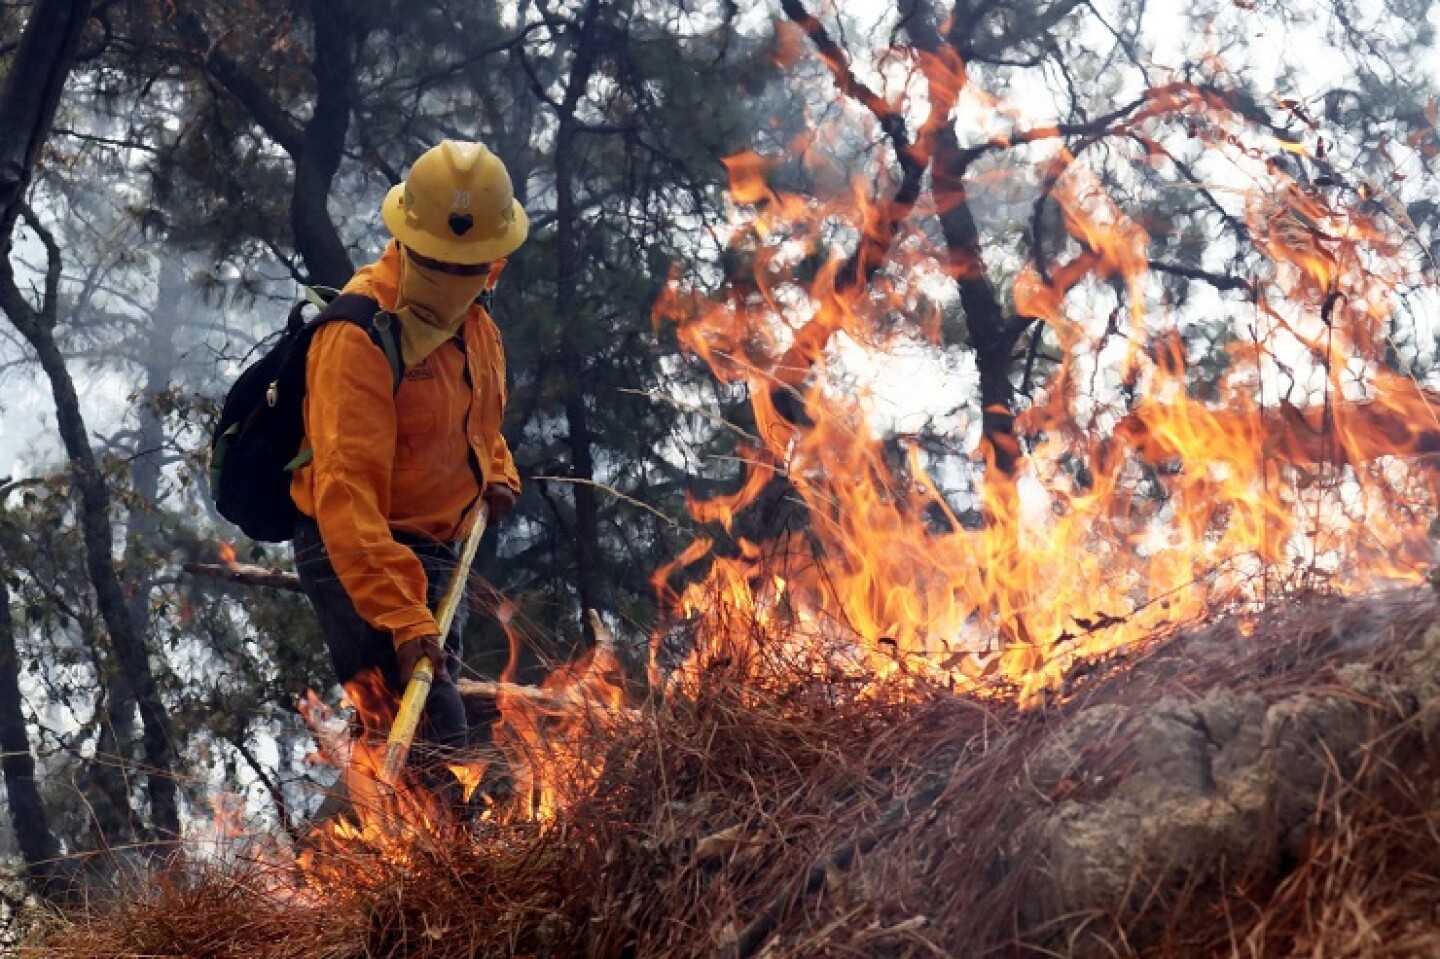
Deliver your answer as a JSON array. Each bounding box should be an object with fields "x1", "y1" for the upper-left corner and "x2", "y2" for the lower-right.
[
  {"x1": 281, "y1": 287, "x2": 406, "y2": 470},
  {"x1": 368, "y1": 311, "x2": 403, "y2": 393},
  {"x1": 306, "y1": 288, "x2": 404, "y2": 392},
  {"x1": 304, "y1": 284, "x2": 342, "y2": 312}
]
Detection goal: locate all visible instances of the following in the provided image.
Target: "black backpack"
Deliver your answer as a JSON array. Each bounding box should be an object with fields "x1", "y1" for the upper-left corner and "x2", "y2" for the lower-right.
[{"x1": 210, "y1": 287, "x2": 403, "y2": 543}]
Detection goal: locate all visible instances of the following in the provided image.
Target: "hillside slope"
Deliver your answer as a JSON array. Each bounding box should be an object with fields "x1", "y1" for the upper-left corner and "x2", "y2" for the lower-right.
[{"x1": 33, "y1": 590, "x2": 1440, "y2": 958}]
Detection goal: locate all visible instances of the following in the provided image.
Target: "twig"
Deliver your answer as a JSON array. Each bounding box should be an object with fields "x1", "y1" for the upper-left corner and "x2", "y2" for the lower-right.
[
  {"x1": 617, "y1": 387, "x2": 762, "y2": 445},
  {"x1": 530, "y1": 475, "x2": 682, "y2": 528},
  {"x1": 458, "y1": 677, "x2": 641, "y2": 723},
  {"x1": 181, "y1": 562, "x2": 303, "y2": 592},
  {"x1": 726, "y1": 775, "x2": 951, "y2": 959},
  {"x1": 456, "y1": 679, "x2": 579, "y2": 710}
]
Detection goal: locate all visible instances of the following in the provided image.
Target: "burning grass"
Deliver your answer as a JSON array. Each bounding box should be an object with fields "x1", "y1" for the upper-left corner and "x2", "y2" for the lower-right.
[{"x1": 26, "y1": 588, "x2": 1440, "y2": 958}]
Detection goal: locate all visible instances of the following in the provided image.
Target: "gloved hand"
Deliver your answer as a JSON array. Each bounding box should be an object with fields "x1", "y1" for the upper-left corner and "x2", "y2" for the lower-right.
[
  {"x1": 482, "y1": 482, "x2": 517, "y2": 523},
  {"x1": 396, "y1": 634, "x2": 445, "y2": 687}
]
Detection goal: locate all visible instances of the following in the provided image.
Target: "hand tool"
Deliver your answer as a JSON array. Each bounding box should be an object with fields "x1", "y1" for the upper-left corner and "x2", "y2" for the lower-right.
[{"x1": 380, "y1": 504, "x2": 489, "y2": 783}]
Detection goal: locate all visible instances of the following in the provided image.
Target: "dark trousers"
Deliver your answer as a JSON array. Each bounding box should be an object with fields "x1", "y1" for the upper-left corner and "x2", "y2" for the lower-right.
[{"x1": 292, "y1": 516, "x2": 469, "y2": 766}]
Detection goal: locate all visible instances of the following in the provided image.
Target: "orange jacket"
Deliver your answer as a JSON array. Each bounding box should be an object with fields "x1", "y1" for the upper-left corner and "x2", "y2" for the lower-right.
[{"x1": 291, "y1": 241, "x2": 520, "y2": 646}]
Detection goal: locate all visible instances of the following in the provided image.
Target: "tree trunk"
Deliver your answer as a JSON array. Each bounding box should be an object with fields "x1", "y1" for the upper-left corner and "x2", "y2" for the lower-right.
[
  {"x1": 930, "y1": 125, "x2": 1027, "y2": 479},
  {"x1": 81, "y1": 261, "x2": 191, "y2": 848},
  {"x1": 0, "y1": 573, "x2": 64, "y2": 899},
  {"x1": 552, "y1": 0, "x2": 607, "y2": 644},
  {"x1": 0, "y1": 0, "x2": 179, "y2": 841},
  {"x1": 25, "y1": 326, "x2": 180, "y2": 839},
  {"x1": 290, "y1": 0, "x2": 357, "y2": 287},
  {"x1": 0, "y1": 0, "x2": 92, "y2": 225},
  {"x1": 0, "y1": 256, "x2": 180, "y2": 842},
  {"x1": 928, "y1": 126, "x2": 1031, "y2": 643}
]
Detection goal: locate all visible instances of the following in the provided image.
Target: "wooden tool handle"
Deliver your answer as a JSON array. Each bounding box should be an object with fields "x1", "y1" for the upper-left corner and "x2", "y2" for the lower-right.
[{"x1": 379, "y1": 505, "x2": 489, "y2": 784}]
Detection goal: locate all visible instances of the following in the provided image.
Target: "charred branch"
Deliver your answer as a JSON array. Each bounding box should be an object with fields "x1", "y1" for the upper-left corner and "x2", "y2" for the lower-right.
[
  {"x1": 958, "y1": 82, "x2": 1197, "y2": 169},
  {"x1": 1149, "y1": 260, "x2": 1255, "y2": 296},
  {"x1": 182, "y1": 562, "x2": 304, "y2": 593},
  {"x1": 766, "y1": 0, "x2": 943, "y2": 428},
  {"x1": 778, "y1": 0, "x2": 912, "y2": 165}
]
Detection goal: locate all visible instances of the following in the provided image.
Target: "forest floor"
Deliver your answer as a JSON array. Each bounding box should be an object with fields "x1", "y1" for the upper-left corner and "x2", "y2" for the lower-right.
[{"x1": 22, "y1": 587, "x2": 1440, "y2": 958}]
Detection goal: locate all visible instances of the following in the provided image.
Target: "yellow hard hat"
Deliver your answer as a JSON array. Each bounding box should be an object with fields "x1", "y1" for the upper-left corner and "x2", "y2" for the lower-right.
[{"x1": 381, "y1": 140, "x2": 529, "y2": 264}]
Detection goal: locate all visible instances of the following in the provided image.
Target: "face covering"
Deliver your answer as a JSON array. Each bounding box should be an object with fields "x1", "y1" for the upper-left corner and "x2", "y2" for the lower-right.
[{"x1": 395, "y1": 252, "x2": 492, "y2": 367}]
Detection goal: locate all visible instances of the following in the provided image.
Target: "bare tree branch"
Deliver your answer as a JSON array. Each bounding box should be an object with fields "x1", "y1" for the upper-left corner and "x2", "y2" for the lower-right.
[
  {"x1": 1150, "y1": 260, "x2": 1255, "y2": 296},
  {"x1": 182, "y1": 562, "x2": 303, "y2": 593}
]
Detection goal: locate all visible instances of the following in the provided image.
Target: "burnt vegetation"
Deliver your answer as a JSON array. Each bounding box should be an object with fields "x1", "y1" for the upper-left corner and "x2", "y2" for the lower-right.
[{"x1": 33, "y1": 591, "x2": 1440, "y2": 958}]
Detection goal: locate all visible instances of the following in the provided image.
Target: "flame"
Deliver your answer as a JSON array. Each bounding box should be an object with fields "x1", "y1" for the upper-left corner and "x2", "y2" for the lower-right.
[
  {"x1": 218, "y1": 541, "x2": 237, "y2": 566},
  {"x1": 446, "y1": 759, "x2": 489, "y2": 804},
  {"x1": 492, "y1": 609, "x2": 632, "y2": 821},
  {"x1": 651, "y1": 55, "x2": 1440, "y2": 702},
  {"x1": 258, "y1": 608, "x2": 631, "y2": 898},
  {"x1": 287, "y1": 670, "x2": 463, "y2": 894},
  {"x1": 209, "y1": 793, "x2": 246, "y2": 838},
  {"x1": 187, "y1": 28, "x2": 1440, "y2": 885}
]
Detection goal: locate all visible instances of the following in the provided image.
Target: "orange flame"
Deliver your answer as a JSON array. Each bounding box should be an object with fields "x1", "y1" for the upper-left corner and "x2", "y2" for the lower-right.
[
  {"x1": 492, "y1": 610, "x2": 632, "y2": 821},
  {"x1": 206, "y1": 36, "x2": 1440, "y2": 880},
  {"x1": 652, "y1": 61, "x2": 1440, "y2": 702},
  {"x1": 288, "y1": 671, "x2": 464, "y2": 893},
  {"x1": 447, "y1": 759, "x2": 489, "y2": 804}
]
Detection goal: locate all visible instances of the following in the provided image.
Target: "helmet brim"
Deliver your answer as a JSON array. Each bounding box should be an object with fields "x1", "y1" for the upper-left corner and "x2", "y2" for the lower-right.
[{"x1": 381, "y1": 184, "x2": 530, "y2": 264}]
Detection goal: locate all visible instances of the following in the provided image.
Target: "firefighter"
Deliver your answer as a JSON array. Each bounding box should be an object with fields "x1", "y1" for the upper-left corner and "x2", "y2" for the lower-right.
[{"x1": 290, "y1": 140, "x2": 526, "y2": 781}]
